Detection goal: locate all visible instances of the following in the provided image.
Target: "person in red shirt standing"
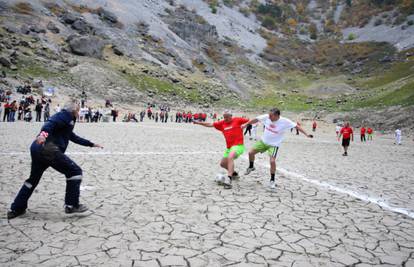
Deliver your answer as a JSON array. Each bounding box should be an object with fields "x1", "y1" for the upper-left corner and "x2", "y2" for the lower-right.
[
  {"x1": 367, "y1": 127, "x2": 373, "y2": 141},
  {"x1": 360, "y1": 126, "x2": 366, "y2": 142},
  {"x1": 194, "y1": 110, "x2": 249, "y2": 189},
  {"x1": 201, "y1": 113, "x2": 207, "y2": 122},
  {"x1": 338, "y1": 122, "x2": 354, "y2": 156},
  {"x1": 312, "y1": 121, "x2": 317, "y2": 132},
  {"x1": 193, "y1": 113, "x2": 199, "y2": 122}
]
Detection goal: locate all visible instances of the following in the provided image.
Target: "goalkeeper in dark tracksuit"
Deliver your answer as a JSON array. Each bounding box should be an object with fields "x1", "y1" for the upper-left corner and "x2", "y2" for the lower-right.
[{"x1": 7, "y1": 101, "x2": 103, "y2": 219}]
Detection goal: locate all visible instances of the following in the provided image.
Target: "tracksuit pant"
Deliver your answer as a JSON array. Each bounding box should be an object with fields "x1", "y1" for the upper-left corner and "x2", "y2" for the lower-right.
[{"x1": 11, "y1": 142, "x2": 83, "y2": 212}]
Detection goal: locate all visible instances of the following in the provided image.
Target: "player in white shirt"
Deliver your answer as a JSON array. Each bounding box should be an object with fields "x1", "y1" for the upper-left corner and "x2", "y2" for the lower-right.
[
  {"x1": 395, "y1": 128, "x2": 402, "y2": 145},
  {"x1": 243, "y1": 108, "x2": 313, "y2": 189},
  {"x1": 335, "y1": 125, "x2": 341, "y2": 137}
]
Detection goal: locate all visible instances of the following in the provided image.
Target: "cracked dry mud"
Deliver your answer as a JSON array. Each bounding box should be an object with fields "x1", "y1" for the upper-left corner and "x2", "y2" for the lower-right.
[{"x1": 1, "y1": 122, "x2": 413, "y2": 266}]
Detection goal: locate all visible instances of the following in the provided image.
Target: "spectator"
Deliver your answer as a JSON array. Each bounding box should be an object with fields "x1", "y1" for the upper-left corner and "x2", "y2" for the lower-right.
[{"x1": 35, "y1": 100, "x2": 43, "y2": 122}]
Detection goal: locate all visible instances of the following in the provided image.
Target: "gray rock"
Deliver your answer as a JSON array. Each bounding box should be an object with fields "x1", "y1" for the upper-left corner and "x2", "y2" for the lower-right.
[
  {"x1": 20, "y1": 24, "x2": 30, "y2": 34},
  {"x1": 112, "y1": 46, "x2": 124, "y2": 56},
  {"x1": 72, "y1": 19, "x2": 91, "y2": 34},
  {"x1": 10, "y1": 65, "x2": 17, "y2": 71},
  {"x1": 203, "y1": 65, "x2": 214, "y2": 74},
  {"x1": 68, "y1": 36, "x2": 106, "y2": 58},
  {"x1": 153, "y1": 53, "x2": 170, "y2": 65},
  {"x1": 3, "y1": 25, "x2": 18, "y2": 33},
  {"x1": 61, "y1": 12, "x2": 78, "y2": 24},
  {"x1": 18, "y1": 40, "x2": 30, "y2": 47},
  {"x1": 136, "y1": 22, "x2": 149, "y2": 35},
  {"x1": 29, "y1": 25, "x2": 46, "y2": 33},
  {"x1": 97, "y1": 7, "x2": 118, "y2": 24},
  {"x1": 0, "y1": 57, "x2": 11, "y2": 68},
  {"x1": 47, "y1": 21, "x2": 60, "y2": 34}
]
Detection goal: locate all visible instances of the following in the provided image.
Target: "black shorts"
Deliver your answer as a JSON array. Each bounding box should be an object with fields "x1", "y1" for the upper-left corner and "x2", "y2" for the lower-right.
[{"x1": 342, "y1": 138, "x2": 350, "y2": 147}]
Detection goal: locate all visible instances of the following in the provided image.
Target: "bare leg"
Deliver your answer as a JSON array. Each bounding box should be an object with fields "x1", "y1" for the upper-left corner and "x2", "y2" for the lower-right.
[
  {"x1": 226, "y1": 152, "x2": 237, "y2": 177},
  {"x1": 248, "y1": 149, "x2": 258, "y2": 163},
  {"x1": 270, "y1": 157, "x2": 276, "y2": 176},
  {"x1": 220, "y1": 158, "x2": 228, "y2": 171}
]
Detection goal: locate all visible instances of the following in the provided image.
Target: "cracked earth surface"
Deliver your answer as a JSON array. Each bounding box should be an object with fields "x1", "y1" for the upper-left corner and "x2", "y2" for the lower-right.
[{"x1": 1, "y1": 122, "x2": 414, "y2": 266}]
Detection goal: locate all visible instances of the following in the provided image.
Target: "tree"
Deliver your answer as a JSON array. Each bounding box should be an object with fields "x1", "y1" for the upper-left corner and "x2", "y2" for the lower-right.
[
  {"x1": 287, "y1": 18, "x2": 298, "y2": 28},
  {"x1": 262, "y1": 16, "x2": 276, "y2": 29}
]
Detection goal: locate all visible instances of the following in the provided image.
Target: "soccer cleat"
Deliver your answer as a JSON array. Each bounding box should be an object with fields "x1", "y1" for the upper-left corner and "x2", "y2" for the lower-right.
[
  {"x1": 223, "y1": 176, "x2": 232, "y2": 189},
  {"x1": 65, "y1": 204, "x2": 88, "y2": 214},
  {"x1": 244, "y1": 167, "x2": 255, "y2": 175},
  {"x1": 7, "y1": 209, "x2": 26, "y2": 220},
  {"x1": 269, "y1": 180, "x2": 276, "y2": 189},
  {"x1": 215, "y1": 174, "x2": 225, "y2": 185},
  {"x1": 232, "y1": 172, "x2": 240, "y2": 180}
]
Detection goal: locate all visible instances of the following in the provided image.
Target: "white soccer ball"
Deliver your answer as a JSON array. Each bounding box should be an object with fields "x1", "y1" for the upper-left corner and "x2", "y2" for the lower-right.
[{"x1": 215, "y1": 173, "x2": 225, "y2": 183}]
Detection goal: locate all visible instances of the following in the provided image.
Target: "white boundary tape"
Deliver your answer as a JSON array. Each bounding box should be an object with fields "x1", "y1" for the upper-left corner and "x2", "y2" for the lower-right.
[{"x1": 252, "y1": 160, "x2": 414, "y2": 219}]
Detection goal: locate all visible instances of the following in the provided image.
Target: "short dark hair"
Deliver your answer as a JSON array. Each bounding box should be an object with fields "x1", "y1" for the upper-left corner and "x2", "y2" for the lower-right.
[{"x1": 269, "y1": 108, "x2": 280, "y2": 116}]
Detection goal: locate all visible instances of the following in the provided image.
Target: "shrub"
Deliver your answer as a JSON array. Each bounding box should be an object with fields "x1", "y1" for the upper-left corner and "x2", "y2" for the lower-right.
[
  {"x1": 239, "y1": 7, "x2": 250, "y2": 17},
  {"x1": 210, "y1": 5, "x2": 217, "y2": 14},
  {"x1": 257, "y1": 4, "x2": 282, "y2": 18},
  {"x1": 347, "y1": 33, "x2": 356, "y2": 40},
  {"x1": 262, "y1": 16, "x2": 276, "y2": 29},
  {"x1": 287, "y1": 18, "x2": 298, "y2": 28}
]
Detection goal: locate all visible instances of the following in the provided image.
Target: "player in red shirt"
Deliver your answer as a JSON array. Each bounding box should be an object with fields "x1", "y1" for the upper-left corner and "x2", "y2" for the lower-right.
[
  {"x1": 312, "y1": 121, "x2": 317, "y2": 132},
  {"x1": 194, "y1": 110, "x2": 248, "y2": 189},
  {"x1": 367, "y1": 127, "x2": 373, "y2": 141},
  {"x1": 360, "y1": 126, "x2": 366, "y2": 142},
  {"x1": 338, "y1": 122, "x2": 354, "y2": 156}
]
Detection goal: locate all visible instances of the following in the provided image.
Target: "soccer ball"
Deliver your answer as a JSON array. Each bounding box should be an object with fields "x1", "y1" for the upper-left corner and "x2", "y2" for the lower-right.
[{"x1": 215, "y1": 173, "x2": 225, "y2": 184}]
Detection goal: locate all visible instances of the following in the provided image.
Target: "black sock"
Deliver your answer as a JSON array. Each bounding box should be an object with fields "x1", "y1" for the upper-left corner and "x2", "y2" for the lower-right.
[
  {"x1": 232, "y1": 171, "x2": 238, "y2": 176},
  {"x1": 270, "y1": 173, "x2": 275, "y2": 181},
  {"x1": 249, "y1": 161, "x2": 254, "y2": 168},
  {"x1": 228, "y1": 175, "x2": 233, "y2": 181}
]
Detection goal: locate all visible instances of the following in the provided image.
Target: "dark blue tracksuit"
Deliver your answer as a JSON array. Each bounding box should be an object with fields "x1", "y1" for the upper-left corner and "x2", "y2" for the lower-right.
[{"x1": 11, "y1": 110, "x2": 94, "y2": 212}]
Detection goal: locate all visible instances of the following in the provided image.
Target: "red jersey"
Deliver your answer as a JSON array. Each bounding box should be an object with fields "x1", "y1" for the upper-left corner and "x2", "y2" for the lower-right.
[
  {"x1": 201, "y1": 113, "x2": 207, "y2": 119},
  {"x1": 360, "y1": 127, "x2": 366, "y2": 135},
  {"x1": 194, "y1": 113, "x2": 199, "y2": 119},
  {"x1": 367, "y1": 128, "x2": 373, "y2": 134},
  {"x1": 340, "y1": 127, "x2": 353, "y2": 139},
  {"x1": 213, "y1": 117, "x2": 249, "y2": 148},
  {"x1": 312, "y1": 122, "x2": 317, "y2": 128}
]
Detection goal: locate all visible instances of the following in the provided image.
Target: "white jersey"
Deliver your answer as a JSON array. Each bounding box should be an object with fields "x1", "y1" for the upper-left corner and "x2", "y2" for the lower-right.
[
  {"x1": 257, "y1": 115, "x2": 297, "y2": 147},
  {"x1": 336, "y1": 125, "x2": 341, "y2": 132},
  {"x1": 395, "y1": 129, "x2": 401, "y2": 136}
]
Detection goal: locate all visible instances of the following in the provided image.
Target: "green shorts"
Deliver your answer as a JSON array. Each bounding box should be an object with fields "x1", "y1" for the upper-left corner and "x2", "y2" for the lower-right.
[
  {"x1": 253, "y1": 140, "x2": 279, "y2": 158},
  {"x1": 223, "y1": 145, "x2": 245, "y2": 159}
]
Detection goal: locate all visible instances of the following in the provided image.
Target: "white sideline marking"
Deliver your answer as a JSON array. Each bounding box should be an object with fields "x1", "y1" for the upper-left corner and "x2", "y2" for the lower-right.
[
  {"x1": 1, "y1": 150, "x2": 413, "y2": 219},
  {"x1": 252, "y1": 160, "x2": 414, "y2": 219}
]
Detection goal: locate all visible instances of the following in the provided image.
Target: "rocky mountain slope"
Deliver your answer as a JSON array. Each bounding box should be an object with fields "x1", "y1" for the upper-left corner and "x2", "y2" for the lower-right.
[{"x1": 0, "y1": 0, "x2": 413, "y2": 130}]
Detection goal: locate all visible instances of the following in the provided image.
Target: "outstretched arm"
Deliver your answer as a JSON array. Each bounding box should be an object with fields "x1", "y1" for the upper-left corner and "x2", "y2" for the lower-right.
[
  {"x1": 296, "y1": 124, "x2": 313, "y2": 138},
  {"x1": 193, "y1": 121, "x2": 214, "y2": 127},
  {"x1": 242, "y1": 118, "x2": 259, "y2": 129},
  {"x1": 70, "y1": 132, "x2": 103, "y2": 148}
]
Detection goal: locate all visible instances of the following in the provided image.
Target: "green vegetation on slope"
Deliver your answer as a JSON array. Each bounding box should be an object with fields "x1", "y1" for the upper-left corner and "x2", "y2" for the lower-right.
[{"x1": 122, "y1": 72, "x2": 203, "y2": 102}]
